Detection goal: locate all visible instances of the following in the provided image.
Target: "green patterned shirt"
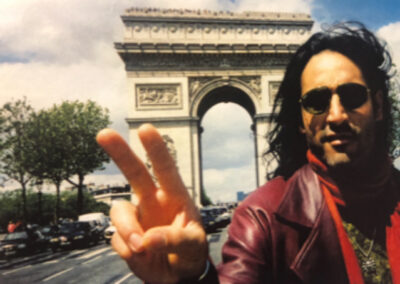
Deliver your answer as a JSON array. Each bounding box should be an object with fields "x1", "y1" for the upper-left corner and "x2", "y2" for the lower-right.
[{"x1": 342, "y1": 221, "x2": 392, "y2": 284}]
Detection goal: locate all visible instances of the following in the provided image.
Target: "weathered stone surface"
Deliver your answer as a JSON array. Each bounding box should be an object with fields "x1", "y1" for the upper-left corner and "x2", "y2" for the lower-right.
[{"x1": 116, "y1": 8, "x2": 313, "y2": 206}]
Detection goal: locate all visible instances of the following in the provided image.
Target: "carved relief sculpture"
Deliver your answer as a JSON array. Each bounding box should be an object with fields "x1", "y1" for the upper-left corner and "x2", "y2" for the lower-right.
[
  {"x1": 136, "y1": 84, "x2": 182, "y2": 110},
  {"x1": 268, "y1": 81, "x2": 281, "y2": 105}
]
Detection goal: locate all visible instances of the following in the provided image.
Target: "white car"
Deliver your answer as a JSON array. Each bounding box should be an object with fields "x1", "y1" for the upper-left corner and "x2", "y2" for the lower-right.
[{"x1": 104, "y1": 225, "x2": 116, "y2": 244}]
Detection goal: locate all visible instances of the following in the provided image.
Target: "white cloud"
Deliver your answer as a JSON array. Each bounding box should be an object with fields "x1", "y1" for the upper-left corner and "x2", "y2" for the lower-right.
[
  {"x1": 377, "y1": 22, "x2": 400, "y2": 70},
  {"x1": 203, "y1": 163, "x2": 256, "y2": 203},
  {"x1": 201, "y1": 103, "x2": 255, "y2": 169},
  {"x1": 0, "y1": 0, "x2": 313, "y2": 199},
  {"x1": 234, "y1": 0, "x2": 312, "y2": 13}
]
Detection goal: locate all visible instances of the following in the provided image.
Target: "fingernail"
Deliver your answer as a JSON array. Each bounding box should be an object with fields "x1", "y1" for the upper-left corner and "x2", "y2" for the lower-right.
[{"x1": 128, "y1": 233, "x2": 143, "y2": 252}]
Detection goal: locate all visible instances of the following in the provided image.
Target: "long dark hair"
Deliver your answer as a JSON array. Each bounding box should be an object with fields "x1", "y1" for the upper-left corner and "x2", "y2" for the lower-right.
[{"x1": 265, "y1": 21, "x2": 394, "y2": 180}]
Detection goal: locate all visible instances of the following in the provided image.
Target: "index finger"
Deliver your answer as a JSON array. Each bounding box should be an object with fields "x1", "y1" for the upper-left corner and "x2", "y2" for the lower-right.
[
  {"x1": 138, "y1": 124, "x2": 189, "y2": 199},
  {"x1": 96, "y1": 128, "x2": 156, "y2": 199}
]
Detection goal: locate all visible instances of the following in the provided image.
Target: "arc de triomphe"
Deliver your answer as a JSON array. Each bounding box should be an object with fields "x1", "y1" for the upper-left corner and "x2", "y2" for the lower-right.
[{"x1": 115, "y1": 8, "x2": 313, "y2": 206}]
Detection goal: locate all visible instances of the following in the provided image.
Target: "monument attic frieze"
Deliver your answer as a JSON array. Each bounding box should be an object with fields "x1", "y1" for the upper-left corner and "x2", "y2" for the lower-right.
[{"x1": 117, "y1": 8, "x2": 313, "y2": 48}]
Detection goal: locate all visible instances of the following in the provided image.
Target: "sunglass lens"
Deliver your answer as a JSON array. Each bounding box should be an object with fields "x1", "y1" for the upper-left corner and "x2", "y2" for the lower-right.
[
  {"x1": 338, "y1": 83, "x2": 368, "y2": 110},
  {"x1": 302, "y1": 89, "x2": 331, "y2": 114}
]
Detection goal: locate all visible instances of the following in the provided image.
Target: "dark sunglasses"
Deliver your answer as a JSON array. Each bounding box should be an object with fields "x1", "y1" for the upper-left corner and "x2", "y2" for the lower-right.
[{"x1": 299, "y1": 82, "x2": 370, "y2": 115}]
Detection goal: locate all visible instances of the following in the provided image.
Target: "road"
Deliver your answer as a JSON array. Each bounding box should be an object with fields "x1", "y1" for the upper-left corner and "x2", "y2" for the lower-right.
[{"x1": 0, "y1": 226, "x2": 228, "y2": 283}]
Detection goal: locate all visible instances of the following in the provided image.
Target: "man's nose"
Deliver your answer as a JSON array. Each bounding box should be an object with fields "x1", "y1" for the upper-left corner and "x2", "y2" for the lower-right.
[{"x1": 326, "y1": 94, "x2": 349, "y2": 124}]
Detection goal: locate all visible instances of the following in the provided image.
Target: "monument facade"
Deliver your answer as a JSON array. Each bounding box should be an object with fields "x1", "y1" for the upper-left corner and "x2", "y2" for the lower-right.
[{"x1": 115, "y1": 8, "x2": 313, "y2": 206}]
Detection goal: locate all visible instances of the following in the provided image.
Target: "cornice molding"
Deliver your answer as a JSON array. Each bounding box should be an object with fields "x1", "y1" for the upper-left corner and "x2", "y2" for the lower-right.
[
  {"x1": 123, "y1": 8, "x2": 313, "y2": 25},
  {"x1": 115, "y1": 42, "x2": 300, "y2": 54},
  {"x1": 126, "y1": 116, "x2": 200, "y2": 125},
  {"x1": 119, "y1": 53, "x2": 290, "y2": 71}
]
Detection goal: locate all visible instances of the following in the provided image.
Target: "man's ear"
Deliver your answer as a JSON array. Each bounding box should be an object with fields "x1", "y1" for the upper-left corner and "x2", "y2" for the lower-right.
[
  {"x1": 299, "y1": 125, "x2": 306, "y2": 134},
  {"x1": 373, "y1": 90, "x2": 383, "y2": 121}
]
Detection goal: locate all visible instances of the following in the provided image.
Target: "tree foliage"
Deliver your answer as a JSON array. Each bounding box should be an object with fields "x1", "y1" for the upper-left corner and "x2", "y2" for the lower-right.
[
  {"x1": 0, "y1": 98, "x2": 33, "y2": 222},
  {"x1": 59, "y1": 101, "x2": 111, "y2": 214},
  {"x1": 0, "y1": 189, "x2": 110, "y2": 229},
  {"x1": 24, "y1": 100, "x2": 110, "y2": 217}
]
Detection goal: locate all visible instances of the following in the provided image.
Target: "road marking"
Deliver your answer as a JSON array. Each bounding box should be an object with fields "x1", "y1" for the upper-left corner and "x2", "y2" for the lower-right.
[
  {"x1": 107, "y1": 251, "x2": 117, "y2": 256},
  {"x1": 77, "y1": 247, "x2": 110, "y2": 260},
  {"x1": 42, "y1": 259, "x2": 59, "y2": 265},
  {"x1": 69, "y1": 249, "x2": 87, "y2": 256},
  {"x1": 2, "y1": 265, "x2": 32, "y2": 275},
  {"x1": 114, "y1": 273, "x2": 133, "y2": 284},
  {"x1": 82, "y1": 255, "x2": 102, "y2": 265},
  {"x1": 42, "y1": 267, "x2": 74, "y2": 282}
]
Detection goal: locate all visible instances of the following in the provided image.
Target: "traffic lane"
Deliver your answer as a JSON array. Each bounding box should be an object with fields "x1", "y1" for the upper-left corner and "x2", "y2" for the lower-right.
[
  {"x1": 0, "y1": 244, "x2": 122, "y2": 283},
  {"x1": 36, "y1": 227, "x2": 229, "y2": 284},
  {"x1": 42, "y1": 247, "x2": 142, "y2": 284},
  {"x1": 0, "y1": 226, "x2": 228, "y2": 283}
]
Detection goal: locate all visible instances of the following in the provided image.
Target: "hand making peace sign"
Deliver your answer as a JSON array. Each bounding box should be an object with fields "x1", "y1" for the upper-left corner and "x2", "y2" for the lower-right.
[{"x1": 96, "y1": 124, "x2": 208, "y2": 283}]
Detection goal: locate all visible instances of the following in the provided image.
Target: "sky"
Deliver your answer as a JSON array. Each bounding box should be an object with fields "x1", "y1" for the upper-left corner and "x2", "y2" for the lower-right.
[{"x1": 0, "y1": 0, "x2": 399, "y2": 202}]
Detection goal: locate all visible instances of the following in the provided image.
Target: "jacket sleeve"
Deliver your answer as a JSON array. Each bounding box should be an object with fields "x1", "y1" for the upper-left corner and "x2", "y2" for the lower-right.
[
  {"x1": 179, "y1": 179, "x2": 285, "y2": 284},
  {"x1": 216, "y1": 202, "x2": 273, "y2": 283},
  {"x1": 178, "y1": 203, "x2": 273, "y2": 284}
]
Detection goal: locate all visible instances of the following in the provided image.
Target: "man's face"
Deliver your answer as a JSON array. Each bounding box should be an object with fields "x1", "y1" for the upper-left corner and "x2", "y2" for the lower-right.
[{"x1": 300, "y1": 50, "x2": 382, "y2": 169}]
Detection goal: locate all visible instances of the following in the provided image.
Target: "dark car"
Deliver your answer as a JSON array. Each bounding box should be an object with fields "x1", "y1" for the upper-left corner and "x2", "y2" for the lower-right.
[
  {"x1": 49, "y1": 221, "x2": 99, "y2": 251},
  {"x1": 41, "y1": 225, "x2": 59, "y2": 240},
  {"x1": 0, "y1": 230, "x2": 48, "y2": 259},
  {"x1": 200, "y1": 208, "x2": 217, "y2": 233}
]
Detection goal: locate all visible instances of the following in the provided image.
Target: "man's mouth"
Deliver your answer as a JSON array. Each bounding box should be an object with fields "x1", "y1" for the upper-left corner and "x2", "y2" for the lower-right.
[{"x1": 323, "y1": 133, "x2": 355, "y2": 146}]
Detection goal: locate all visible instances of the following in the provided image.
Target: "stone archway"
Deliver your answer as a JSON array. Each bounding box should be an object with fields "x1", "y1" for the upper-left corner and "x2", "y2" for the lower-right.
[{"x1": 116, "y1": 8, "x2": 313, "y2": 206}]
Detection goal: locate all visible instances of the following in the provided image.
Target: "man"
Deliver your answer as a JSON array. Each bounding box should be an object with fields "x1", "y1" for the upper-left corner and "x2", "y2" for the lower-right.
[{"x1": 97, "y1": 22, "x2": 400, "y2": 283}]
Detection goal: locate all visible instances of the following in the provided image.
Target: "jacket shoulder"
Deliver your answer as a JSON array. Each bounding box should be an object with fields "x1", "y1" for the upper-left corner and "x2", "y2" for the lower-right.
[{"x1": 239, "y1": 176, "x2": 288, "y2": 214}]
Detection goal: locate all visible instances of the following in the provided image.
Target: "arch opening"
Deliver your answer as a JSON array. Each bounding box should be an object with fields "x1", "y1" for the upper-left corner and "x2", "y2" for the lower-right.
[
  {"x1": 197, "y1": 86, "x2": 256, "y2": 120},
  {"x1": 198, "y1": 87, "x2": 257, "y2": 204}
]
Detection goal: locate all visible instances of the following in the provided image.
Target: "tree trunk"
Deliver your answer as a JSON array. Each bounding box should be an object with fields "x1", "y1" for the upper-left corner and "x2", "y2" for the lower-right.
[
  {"x1": 55, "y1": 182, "x2": 61, "y2": 223},
  {"x1": 77, "y1": 174, "x2": 84, "y2": 215},
  {"x1": 37, "y1": 188, "x2": 42, "y2": 225},
  {"x1": 21, "y1": 183, "x2": 27, "y2": 224}
]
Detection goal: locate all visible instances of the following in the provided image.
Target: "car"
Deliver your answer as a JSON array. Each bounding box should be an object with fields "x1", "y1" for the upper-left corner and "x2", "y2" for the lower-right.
[
  {"x1": 49, "y1": 221, "x2": 100, "y2": 251},
  {"x1": 78, "y1": 213, "x2": 109, "y2": 238},
  {"x1": 214, "y1": 206, "x2": 231, "y2": 227},
  {"x1": 41, "y1": 225, "x2": 60, "y2": 240},
  {"x1": 200, "y1": 208, "x2": 218, "y2": 232},
  {"x1": 104, "y1": 225, "x2": 116, "y2": 244},
  {"x1": 0, "y1": 229, "x2": 48, "y2": 259}
]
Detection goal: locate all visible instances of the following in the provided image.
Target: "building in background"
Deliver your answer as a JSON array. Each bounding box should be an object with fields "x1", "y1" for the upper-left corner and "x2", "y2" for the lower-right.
[{"x1": 90, "y1": 184, "x2": 133, "y2": 206}]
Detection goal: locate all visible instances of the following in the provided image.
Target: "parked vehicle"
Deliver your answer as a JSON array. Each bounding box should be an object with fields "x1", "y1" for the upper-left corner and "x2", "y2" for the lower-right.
[
  {"x1": 214, "y1": 206, "x2": 232, "y2": 227},
  {"x1": 0, "y1": 229, "x2": 48, "y2": 259},
  {"x1": 78, "y1": 213, "x2": 109, "y2": 239},
  {"x1": 49, "y1": 221, "x2": 99, "y2": 251},
  {"x1": 104, "y1": 225, "x2": 116, "y2": 244},
  {"x1": 200, "y1": 208, "x2": 217, "y2": 232}
]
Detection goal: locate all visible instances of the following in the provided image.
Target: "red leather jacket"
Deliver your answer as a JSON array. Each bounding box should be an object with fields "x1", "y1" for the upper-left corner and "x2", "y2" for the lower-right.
[{"x1": 195, "y1": 164, "x2": 349, "y2": 284}]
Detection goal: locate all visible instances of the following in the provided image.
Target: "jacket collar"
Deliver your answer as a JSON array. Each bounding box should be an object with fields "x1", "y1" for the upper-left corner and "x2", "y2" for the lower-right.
[{"x1": 275, "y1": 164, "x2": 323, "y2": 228}]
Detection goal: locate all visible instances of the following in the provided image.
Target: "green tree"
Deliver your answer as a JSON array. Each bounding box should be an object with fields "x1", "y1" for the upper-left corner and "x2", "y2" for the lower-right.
[
  {"x1": 24, "y1": 109, "x2": 69, "y2": 221},
  {"x1": 201, "y1": 188, "x2": 213, "y2": 206},
  {"x1": 0, "y1": 188, "x2": 109, "y2": 229},
  {"x1": 0, "y1": 98, "x2": 33, "y2": 222},
  {"x1": 25, "y1": 100, "x2": 110, "y2": 218},
  {"x1": 0, "y1": 190, "x2": 22, "y2": 229},
  {"x1": 57, "y1": 101, "x2": 111, "y2": 214},
  {"x1": 59, "y1": 190, "x2": 110, "y2": 220}
]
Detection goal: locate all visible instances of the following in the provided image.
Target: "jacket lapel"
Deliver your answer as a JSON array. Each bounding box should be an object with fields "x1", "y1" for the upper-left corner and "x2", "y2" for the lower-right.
[{"x1": 275, "y1": 165, "x2": 349, "y2": 284}]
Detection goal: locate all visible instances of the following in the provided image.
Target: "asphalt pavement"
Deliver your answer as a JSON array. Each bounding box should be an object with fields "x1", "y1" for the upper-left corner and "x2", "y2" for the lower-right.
[{"x1": 0, "y1": 226, "x2": 229, "y2": 283}]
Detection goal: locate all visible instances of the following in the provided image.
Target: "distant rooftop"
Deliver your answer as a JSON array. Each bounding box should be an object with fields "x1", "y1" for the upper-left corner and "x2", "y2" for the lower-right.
[{"x1": 124, "y1": 7, "x2": 312, "y2": 23}]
